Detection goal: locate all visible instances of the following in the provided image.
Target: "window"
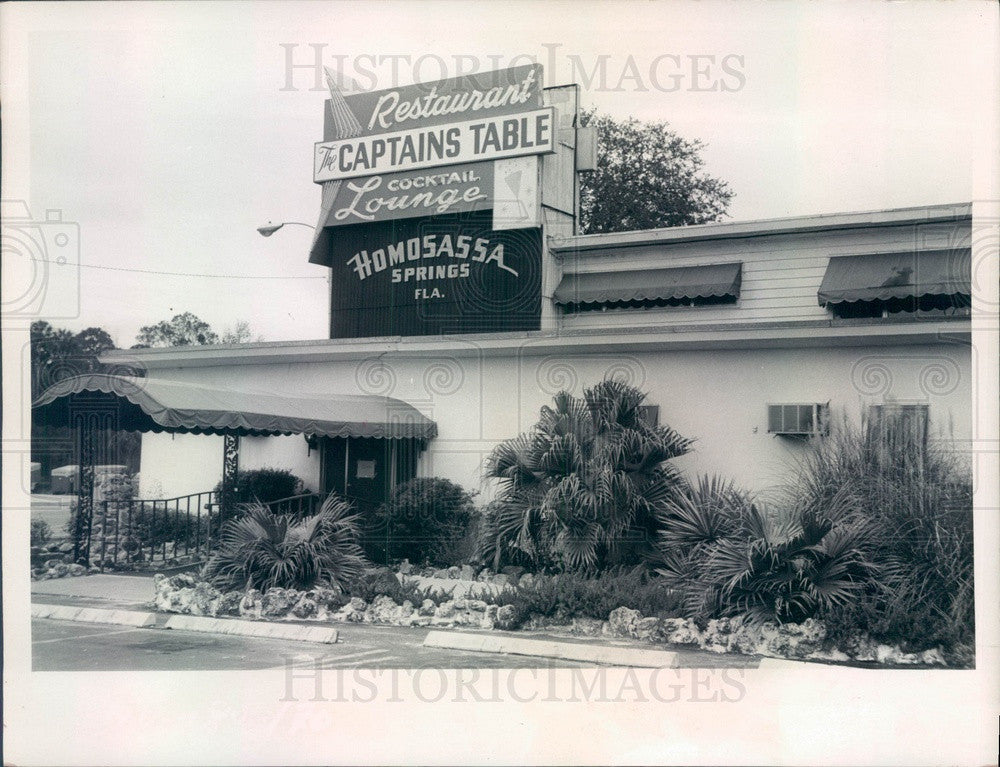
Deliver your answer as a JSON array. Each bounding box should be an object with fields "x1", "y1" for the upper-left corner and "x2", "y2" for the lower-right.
[
  {"x1": 767, "y1": 403, "x2": 829, "y2": 436},
  {"x1": 866, "y1": 403, "x2": 929, "y2": 450}
]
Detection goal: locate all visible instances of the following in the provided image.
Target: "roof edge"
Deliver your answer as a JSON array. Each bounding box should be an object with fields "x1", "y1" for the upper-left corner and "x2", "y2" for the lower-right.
[{"x1": 549, "y1": 202, "x2": 973, "y2": 254}]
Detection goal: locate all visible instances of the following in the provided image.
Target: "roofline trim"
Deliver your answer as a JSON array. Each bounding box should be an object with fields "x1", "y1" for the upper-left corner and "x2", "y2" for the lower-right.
[{"x1": 549, "y1": 202, "x2": 973, "y2": 255}]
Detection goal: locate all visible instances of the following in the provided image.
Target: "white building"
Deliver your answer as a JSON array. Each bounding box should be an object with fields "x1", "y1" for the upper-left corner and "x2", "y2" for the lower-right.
[{"x1": 103, "y1": 201, "x2": 973, "y2": 507}]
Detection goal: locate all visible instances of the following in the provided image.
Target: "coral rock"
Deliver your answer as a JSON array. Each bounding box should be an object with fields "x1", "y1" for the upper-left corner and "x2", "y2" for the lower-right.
[{"x1": 608, "y1": 607, "x2": 642, "y2": 638}]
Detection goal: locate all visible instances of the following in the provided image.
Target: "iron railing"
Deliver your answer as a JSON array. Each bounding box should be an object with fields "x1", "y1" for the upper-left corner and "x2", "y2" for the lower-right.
[{"x1": 86, "y1": 490, "x2": 222, "y2": 571}]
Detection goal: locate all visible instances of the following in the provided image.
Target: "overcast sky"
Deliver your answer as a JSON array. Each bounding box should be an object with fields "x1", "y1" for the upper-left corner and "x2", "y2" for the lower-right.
[{"x1": 2, "y1": 0, "x2": 997, "y2": 346}]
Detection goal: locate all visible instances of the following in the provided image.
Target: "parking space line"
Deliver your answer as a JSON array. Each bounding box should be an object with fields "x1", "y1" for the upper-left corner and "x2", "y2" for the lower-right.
[{"x1": 33, "y1": 627, "x2": 143, "y2": 644}]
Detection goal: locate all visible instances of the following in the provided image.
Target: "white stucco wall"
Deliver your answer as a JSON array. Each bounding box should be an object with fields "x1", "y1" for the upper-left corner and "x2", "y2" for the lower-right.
[
  {"x1": 139, "y1": 432, "x2": 223, "y2": 499},
  {"x1": 138, "y1": 340, "x2": 972, "y2": 501}
]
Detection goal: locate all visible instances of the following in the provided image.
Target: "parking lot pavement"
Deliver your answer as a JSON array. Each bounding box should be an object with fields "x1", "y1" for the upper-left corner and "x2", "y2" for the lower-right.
[{"x1": 31, "y1": 618, "x2": 597, "y2": 671}]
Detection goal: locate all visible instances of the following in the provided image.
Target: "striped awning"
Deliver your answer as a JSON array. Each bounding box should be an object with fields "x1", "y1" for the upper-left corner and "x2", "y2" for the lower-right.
[
  {"x1": 553, "y1": 262, "x2": 742, "y2": 307},
  {"x1": 818, "y1": 249, "x2": 971, "y2": 306},
  {"x1": 32, "y1": 374, "x2": 437, "y2": 440}
]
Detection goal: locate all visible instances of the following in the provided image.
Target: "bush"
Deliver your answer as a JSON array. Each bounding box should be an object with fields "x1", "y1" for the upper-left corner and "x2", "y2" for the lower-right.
[
  {"x1": 479, "y1": 379, "x2": 693, "y2": 572},
  {"x1": 486, "y1": 567, "x2": 682, "y2": 628},
  {"x1": 31, "y1": 519, "x2": 52, "y2": 547},
  {"x1": 346, "y1": 567, "x2": 451, "y2": 606},
  {"x1": 788, "y1": 415, "x2": 973, "y2": 652},
  {"x1": 650, "y1": 475, "x2": 873, "y2": 625},
  {"x1": 363, "y1": 478, "x2": 477, "y2": 567},
  {"x1": 213, "y1": 468, "x2": 304, "y2": 507},
  {"x1": 201, "y1": 494, "x2": 368, "y2": 592},
  {"x1": 648, "y1": 416, "x2": 974, "y2": 654}
]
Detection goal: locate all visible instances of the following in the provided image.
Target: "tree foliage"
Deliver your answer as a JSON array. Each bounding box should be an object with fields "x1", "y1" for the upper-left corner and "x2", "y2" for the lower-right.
[
  {"x1": 133, "y1": 312, "x2": 262, "y2": 348},
  {"x1": 30, "y1": 320, "x2": 116, "y2": 399},
  {"x1": 134, "y1": 312, "x2": 220, "y2": 348},
  {"x1": 479, "y1": 379, "x2": 693, "y2": 572},
  {"x1": 578, "y1": 108, "x2": 734, "y2": 234}
]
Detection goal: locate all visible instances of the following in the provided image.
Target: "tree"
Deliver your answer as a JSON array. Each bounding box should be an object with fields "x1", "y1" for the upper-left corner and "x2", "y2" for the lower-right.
[
  {"x1": 134, "y1": 312, "x2": 219, "y2": 348},
  {"x1": 578, "y1": 108, "x2": 734, "y2": 234},
  {"x1": 133, "y1": 313, "x2": 263, "y2": 348},
  {"x1": 479, "y1": 379, "x2": 694, "y2": 572},
  {"x1": 221, "y1": 320, "x2": 263, "y2": 344},
  {"x1": 31, "y1": 321, "x2": 115, "y2": 399}
]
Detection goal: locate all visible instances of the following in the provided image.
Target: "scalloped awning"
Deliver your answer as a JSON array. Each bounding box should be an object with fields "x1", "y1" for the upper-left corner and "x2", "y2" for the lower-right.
[
  {"x1": 818, "y1": 249, "x2": 971, "y2": 306},
  {"x1": 553, "y1": 262, "x2": 742, "y2": 307},
  {"x1": 32, "y1": 374, "x2": 437, "y2": 440}
]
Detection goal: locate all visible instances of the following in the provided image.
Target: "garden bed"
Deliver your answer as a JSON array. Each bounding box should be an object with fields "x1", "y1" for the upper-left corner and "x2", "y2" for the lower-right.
[{"x1": 151, "y1": 572, "x2": 954, "y2": 668}]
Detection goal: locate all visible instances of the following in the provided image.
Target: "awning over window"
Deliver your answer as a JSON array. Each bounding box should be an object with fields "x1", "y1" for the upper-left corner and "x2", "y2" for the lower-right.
[
  {"x1": 32, "y1": 374, "x2": 437, "y2": 440},
  {"x1": 553, "y1": 262, "x2": 742, "y2": 307},
  {"x1": 817, "y1": 249, "x2": 971, "y2": 306}
]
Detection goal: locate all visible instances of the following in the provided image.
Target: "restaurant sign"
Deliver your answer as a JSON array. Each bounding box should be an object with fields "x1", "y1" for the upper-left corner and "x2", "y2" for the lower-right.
[{"x1": 314, "y1": 108, "x2": 554, "y2": 182}]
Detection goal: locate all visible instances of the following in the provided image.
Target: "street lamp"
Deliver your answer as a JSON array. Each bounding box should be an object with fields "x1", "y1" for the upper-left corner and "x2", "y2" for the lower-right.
[{"x1": 256, "y1": 221, "x2": 316, "y2": 237}]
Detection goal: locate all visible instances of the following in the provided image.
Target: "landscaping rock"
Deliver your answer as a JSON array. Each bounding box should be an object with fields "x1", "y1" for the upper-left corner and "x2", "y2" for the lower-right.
[
  {"x1": 239, "y1": 589, "x2": 264, "y2": 618},
  {"x1": 465, "y1": 599, "x2": 487, "y2": 611},
  {"x1": 435, "y1": 600, "x2": 456, "y2": 619},
  {"x1": 261, "y1": 588, "x2": 299, "y2": 618},
  {"x1": 518, "y1": 573, "x2": 535, "y2": 590},
  {"x1": 570, "y1": 617, "x2": 604, "y2": 637},
  {"x1": 494, "y1": 604, "x2": 520, "y2": 631},
  {"x1": 291, "y1": 595, "x2": 318, "y2": 619},
  {"x1": 418, "y1": 599, "x2": 436, "y2": 616},
  {"x1": 432, "y1": 569, "x2": 449, "y2": 579},
  {"x1": 476, "y1": 568, "x2": 493, "y2": 582},
  {"x1": 635, "y1": 616, "x2": 663, "y2": 642},
  {"x1": 397, "y1": 559, "x2": 414, "y2": 575},
  {"x1": 365, "y1": 595, "x2": 401, "y2": 623},
  {"x1": 608, "y1": 607, "x2": 642, "y2": 638},
  {"x1": 703, "y1": 617, "x2": 740, "y2": 653},
  {"x1": 459, "y1": 564, "x2": 475, "y2": 581},
  {"x1": 919, "y1": 648, "x2": 946, "y2": 666},
  {"x1": 216, "y1": 591, "x2": 243, "y2": 617},
  {"x1": 491, "y1": 573, "x2": 510, "y2": 588},
  {"x1": 190, "y1": 581, "x2": 222, "y2": 616},
  {"x1": 660, "y1": 617, "x2": 702, "y2": 646},
  {"x1": 447, "y1": 566, "x2": 461, "y2": 580},
  {"x1": 481, "y1": 604, "x2": 498, "y2": 629}
]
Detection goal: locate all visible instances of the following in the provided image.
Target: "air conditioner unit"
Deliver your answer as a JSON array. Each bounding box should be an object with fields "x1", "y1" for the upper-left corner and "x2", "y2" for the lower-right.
[{"x1": 767, "y1": 402, "x2": 829, "y2": 436}]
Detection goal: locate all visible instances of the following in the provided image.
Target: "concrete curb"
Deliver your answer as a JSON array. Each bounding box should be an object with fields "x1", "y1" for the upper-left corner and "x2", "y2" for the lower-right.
[
  {"x1": 32, "y1": 603, "x2": 156, "y2": 628},
  {"x1": 163, "y1": 615, "x2": 338, "y2": 644},
  {"x1": 423, "y1": 630, "x2": 679, "y2": 668}
]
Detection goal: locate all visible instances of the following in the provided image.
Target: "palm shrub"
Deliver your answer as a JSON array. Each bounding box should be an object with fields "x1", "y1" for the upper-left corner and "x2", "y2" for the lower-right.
[
  {"x1": 480, "y1": 378, "x2": 693, "y2": 572},
  {"x1": 650, "y1": 475, "x2": 874, "y2": 624},
  {"x1": 202, "y1": 494, "x2": 368, "y2": 592}
]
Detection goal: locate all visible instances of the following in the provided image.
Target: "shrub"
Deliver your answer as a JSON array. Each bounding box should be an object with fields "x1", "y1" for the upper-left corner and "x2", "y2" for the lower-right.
[
  {"x1": 363, "y1": 478, "x2": 477, "y2": 567},
  {"x1": 486, "y1": 567, "x2": 682, "y2": 628},
  {"x1": 201, "y1": 494, "x2": 368, "y2": 592},
  {"x1": 649, "y1": 415, "x2": 974, "y2": 655},
  {"x1": 346, "y1": 567, "x2": 452, "y2": 606},
  {"x1": 650, "y1": 475, "x2": 874, "y2": 625},
  {"x1": 213, "y1": 468, "x2": 304, "y2": 507},
  {"x1": 31, "y1": 519, "x2": 52, "y2": 547},
  {"x1": 787, "y1": 414, "x2": 973, "y2": 651},
  {"x1": 479, "y1": 379, "x2": 693, "y2": 572}
]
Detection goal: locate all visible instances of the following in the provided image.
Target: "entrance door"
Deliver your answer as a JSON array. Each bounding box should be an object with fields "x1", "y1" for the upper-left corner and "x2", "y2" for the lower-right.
[{"x1": 321, "y1": 437, "x2": 391, "y2": 515}]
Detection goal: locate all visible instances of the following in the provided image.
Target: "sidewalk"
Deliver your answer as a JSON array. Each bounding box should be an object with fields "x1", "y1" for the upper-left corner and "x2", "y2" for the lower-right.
[{"x1": 31, "y1": 574, "x2": 156, "y2": 609}]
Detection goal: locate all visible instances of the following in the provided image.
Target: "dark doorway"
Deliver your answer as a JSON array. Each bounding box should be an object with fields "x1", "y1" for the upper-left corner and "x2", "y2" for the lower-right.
[{"x1": 320, "y1": 437, "x2": 422, "y2": 515}]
